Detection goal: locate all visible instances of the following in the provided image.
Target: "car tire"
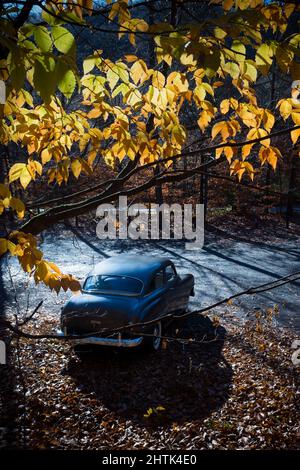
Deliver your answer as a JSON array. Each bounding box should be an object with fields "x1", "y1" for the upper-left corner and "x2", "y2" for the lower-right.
[
  {"x1": 74, "y1": 344, "x2": 92, "y2": 359},
  {"x1": 141, "y1": 321, "x2": 162, "y2": 352}
]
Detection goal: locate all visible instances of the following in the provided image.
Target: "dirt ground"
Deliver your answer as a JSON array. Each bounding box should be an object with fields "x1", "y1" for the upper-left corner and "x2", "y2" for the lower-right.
[
  {"x1": 1, "y1": 312, "x2": 299, "y2": 450},
  {"x1": 0, "y1": 215, "x2": 300, "y2": 450}
]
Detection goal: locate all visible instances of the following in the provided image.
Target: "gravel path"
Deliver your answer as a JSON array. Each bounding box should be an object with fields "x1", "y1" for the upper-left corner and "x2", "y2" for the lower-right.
[{"x1": 1, "y1": 226, "x2": 300, "y2": 333}]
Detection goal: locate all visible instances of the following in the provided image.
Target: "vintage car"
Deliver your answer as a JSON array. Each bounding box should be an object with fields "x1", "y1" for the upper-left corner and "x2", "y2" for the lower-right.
[{"x1": 58, "y1": 255, "x2": 194, "y2": 352}]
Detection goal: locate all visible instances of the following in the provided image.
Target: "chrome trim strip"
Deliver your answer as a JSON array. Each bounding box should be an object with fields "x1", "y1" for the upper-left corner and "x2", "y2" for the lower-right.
[{"x1": 56, "y1": 329, "x2": 143, "y2": 348}]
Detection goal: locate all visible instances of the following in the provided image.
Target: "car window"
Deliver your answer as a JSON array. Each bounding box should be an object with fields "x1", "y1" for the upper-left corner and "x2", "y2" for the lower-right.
[
  {"x1": 83, "y1": 275, "x2": 143, "y2": 295},
  {"x1": 149, "y1": 269, "x2": 165, "y2": 292},
  {"x1": 165, "y1": 264, "x2": 177, "y2": 284}
]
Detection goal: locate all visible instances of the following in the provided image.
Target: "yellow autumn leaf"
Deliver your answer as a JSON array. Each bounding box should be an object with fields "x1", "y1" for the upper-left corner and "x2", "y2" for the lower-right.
[
  {"x1": 220, "y1": 99, "x2": 230, "y2": 114},
  {"x1": 215, "y1": 147, "x2": 224, "y2": 159},
  {"x1": 124, "y1": 55, "x2": 138, "y2": 62},
  {"x1": 9, "y1": 197, "x2": 25, "y2": 219},
  {"x1": 7, "y1": 240, "x2": 18, "y2": 255},
  {"x1": 223, "y1": 0, "x2": 234, "y2": 11},
  {"x1": 198, "y1": 110, "x2": 212, "y2": 132},
  {"x1": 230, "y1": 160, "x2": 245, "y2": 181},
  {"x1": 238, "y1": 106, "x2": 257, "y2": 128},
  {"x1": 67, "y1": 277, "x2": 82, "y2": 292},
  {"x1": 212, "y1": 121, "x2": 226, "y2": 139},
  {"x1": 71, "y1": 159, "x2": 82, "y2": 179},
  {"x1": 41, "y1": 149, "x2": 52, "y2": 164},
  {"x1": 152, "y1": 71, "x2": 165, "y2": 90},
  {"x1": 0, "y1": 184, "x2": 10, "y2": 199},
  {"x1": 46, "y1": 261, "x2": 62, "y2": 275},
  {"x1": 263, "y1": 110, "x2": 275, "y2": 133},
  {"x1": 34, "y1": 160, "x2": 43, "y2": 175},
  {"x1": 217, "y1": 141, "x2": 238, "y2": 163},
  {"x1": 247, "y1": 128, "x2": 270, "y2": 147},
  {"x1": 0, "y1": 238, "x2": 8, "y2": 256},
  {"x1": 277, "y1": 99, "x2": 292, "y2": 120},
  {"x1": 243, "y1": 62, "x2": 257, "y2": 82},
  {"x1": 224, "y1": 146, "x2": 235, "y2": 163},
  {"x1": 9, "y1": 163, "x2": 26, "y2": 183},
  {"x1": 291, "y1": 112, "x2": 300, "y2": 125},
  {"x1": 255, "y1": 43, "x2": 273, "y2": 75},
  {"x1": 131, "y1": 60, "x2": 148, "y2": 85},
  {"x1": 88, "y1": 150, "x2": 97, "y2": 166},
  {"x1": 242, "y1": 143, "x2": 253, "y2": 160},
  {"x1": 20, "y1": 167, "x2": 32, "y2": 189},
  {"x1": 259, "y1": 146, "x2": 281, "y2": 170},
  {"x1": 291, "y1": 128, "x2": 300, "y2": 144},
  {"x1": 87, "y1": 107, "x2": 102, "y2": 119},
  {"x1": 223, "y1": 61, "x2": 240, "y2": 79}
]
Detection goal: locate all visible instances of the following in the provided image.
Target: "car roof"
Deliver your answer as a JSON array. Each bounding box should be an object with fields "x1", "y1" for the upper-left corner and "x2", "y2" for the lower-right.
[{"x1": 88, "y1": 255, "x2": 172, "y2": 282}]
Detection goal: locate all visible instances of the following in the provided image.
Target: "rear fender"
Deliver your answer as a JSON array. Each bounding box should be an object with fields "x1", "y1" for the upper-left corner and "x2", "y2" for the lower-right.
[{"x1": 179, "y1": 274, "x2": 194, "y2": 293}]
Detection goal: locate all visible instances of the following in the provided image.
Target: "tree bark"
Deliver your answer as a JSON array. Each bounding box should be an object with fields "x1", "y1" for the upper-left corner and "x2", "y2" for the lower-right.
[{"x1": 286, "y1": 146, "x2": 298, "y2": 228}]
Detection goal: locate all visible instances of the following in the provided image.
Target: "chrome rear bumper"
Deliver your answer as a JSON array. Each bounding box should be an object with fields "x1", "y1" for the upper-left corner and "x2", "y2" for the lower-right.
[{"x1": 56, "y1": 329, "x2": 143, "y2": 348}]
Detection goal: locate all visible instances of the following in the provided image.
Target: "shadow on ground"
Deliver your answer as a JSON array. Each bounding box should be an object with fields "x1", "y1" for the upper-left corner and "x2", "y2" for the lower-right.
[
  {"x1": 66, "y1": 316, "x2": 232, "y2": 427},
  {"x1": 0, "y1": 258, "x2": 20, "y2": 449}
]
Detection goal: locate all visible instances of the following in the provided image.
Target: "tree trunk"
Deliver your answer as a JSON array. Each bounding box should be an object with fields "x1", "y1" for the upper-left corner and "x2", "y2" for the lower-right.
[{"x1": 286, "y1": 147, "x2": 297, "y2": 228}]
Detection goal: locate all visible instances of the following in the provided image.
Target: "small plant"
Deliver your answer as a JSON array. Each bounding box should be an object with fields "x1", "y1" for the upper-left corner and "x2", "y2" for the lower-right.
[{"x1": 144, "y1": 405, "x2": 166, "y2": 419}]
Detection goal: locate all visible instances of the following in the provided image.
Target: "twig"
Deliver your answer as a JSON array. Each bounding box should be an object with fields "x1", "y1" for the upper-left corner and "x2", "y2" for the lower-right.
[
  {"x1": 1, "y1": 270, "x2": 299, "y2": 342},
  {"x1": 18, "y1": 300, "x2": 43, "y2": 326}
]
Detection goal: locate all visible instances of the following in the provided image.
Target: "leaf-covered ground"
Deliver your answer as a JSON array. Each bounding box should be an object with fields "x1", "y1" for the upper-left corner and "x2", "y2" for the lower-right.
[{"x1": 1, "y1": 311, "x2": 299, "y2": 450}]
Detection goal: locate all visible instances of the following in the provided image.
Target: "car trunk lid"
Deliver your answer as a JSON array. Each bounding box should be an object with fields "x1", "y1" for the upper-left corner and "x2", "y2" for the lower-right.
[{"x1": 61, "y1": 293, "x2": 139, "y2": 335}]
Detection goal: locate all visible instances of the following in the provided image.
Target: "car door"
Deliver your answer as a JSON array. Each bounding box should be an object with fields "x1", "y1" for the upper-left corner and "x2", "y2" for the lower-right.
[
  {"x1": 165, "y1": 263, "x2": 191, "y2": 313},
  {"x1": 164, "y1": 263, "x2": 182, "y2": 313},
  {"x1": 140, "y1": 268, "x2": 168, "y2": 322}
]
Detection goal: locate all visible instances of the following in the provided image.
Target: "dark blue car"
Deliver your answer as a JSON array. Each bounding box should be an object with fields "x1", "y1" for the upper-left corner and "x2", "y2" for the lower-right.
[{"x1": 58, "y1": 255, "x2": 194, "y2": 352}]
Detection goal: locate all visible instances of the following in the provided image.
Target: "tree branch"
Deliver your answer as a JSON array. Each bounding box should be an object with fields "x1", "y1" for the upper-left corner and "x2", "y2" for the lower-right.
[
  {"x1": 1, "y1": 270, "x2": 299, "y2": 341},
  {"x1": 27, "y1": 125, "x2": 299, "y2": 210}
]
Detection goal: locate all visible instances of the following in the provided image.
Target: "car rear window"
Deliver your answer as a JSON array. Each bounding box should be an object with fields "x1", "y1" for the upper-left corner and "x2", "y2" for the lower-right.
[{"x1": 83, "y1": 275, "x2": 143, "y2": 295}]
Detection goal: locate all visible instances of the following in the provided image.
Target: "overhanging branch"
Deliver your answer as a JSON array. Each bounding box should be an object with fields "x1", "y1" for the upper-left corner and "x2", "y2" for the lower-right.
[
  {"x1": 1, "y1": 270, "x2": 299, "y2": 341},
  {"x1": 27, "y1": 125, "x2": 299, "y2": 210}
]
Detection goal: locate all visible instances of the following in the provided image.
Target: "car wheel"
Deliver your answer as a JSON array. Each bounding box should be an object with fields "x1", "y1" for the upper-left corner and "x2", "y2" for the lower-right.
[
  {"x1": 142, "y1": 321, "x2": 162, "y2": 352},
  {"x1": 74, "y1": 345, "x2": 92, "y2": 359}
]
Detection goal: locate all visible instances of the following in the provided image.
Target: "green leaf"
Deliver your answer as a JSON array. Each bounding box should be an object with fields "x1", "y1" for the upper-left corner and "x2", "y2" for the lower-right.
[
  {"x1": 62, "y1": 12, "x2": 86, "y2": 24},
  {"x1": 231, "y1": 39, "x2": 246, "y2": 55},
  {"x1": 20, "y1": 24, "x2": 35, "y2": 38},
  {"x1": 7, "y1": 49, "x2": 26, "y2": 89},
  {"x1": 9, "y1": 163, "x2": 26, "y2": 183},
  {"x1": 112, "y1": 83, "x2": 129, "y2": 98},
  {"x1": 42, "y1": 9, "x2": 62, "y2": 26},
  {"x1": 214, "y1": 26, "x2": 227, "y2": 40},
  {"x1": 52, "y1": 26, "x2": 75, "y2": 55},
  {"x1": 243, "y1": 61, "x2": 257, "y2": 82},
  {"x1": 204, "y1": 49, "x2": 220, "y2": 78},
  {"x1": 107, "y1": 67, "x2": 119, "y2": 91},
  {"x1": 34, "y1": 26, "x2": 52, "y2": 52},
  {"x1": 33, "y1": 59, "x2": 56, "y2": 103},
  {"x1": 10, "y1": 64, "x2": 26, "y2": 90},
  {"x1": 223, "y1": 61, "x2": 240, "y2": 79},
  {"x1": 232, "y1": 40, "x2": 246, "y2": 60},
  {"x1": 83, "y1": 56, "x2": 98, "y2": 75},
  {"x1": 56, "y1": 60, "x2": 76, "y2": 99},
  {"x1": 276, "y1": 45, "x2": 294, "y2": 74},
  {"x1": 255, "y1": 43, "x2": 273, "y2": 75},
  {"x1": 115, "y1": 63, "x2": 129, "y2": 83}
]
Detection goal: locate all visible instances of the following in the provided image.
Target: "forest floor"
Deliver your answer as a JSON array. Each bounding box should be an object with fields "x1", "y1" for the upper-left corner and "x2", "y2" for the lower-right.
[
  {"x1": 1, "y1": 312, "x2": 299, "y2": 450},
  {"x1": 0, "y1": 214, "x2": 300, "y2": 449}
]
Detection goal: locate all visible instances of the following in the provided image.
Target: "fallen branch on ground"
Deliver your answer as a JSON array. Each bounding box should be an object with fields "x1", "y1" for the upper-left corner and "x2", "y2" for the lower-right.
[{"x1": 1, "y1": 270, "x2": 299, "y2": 342}]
